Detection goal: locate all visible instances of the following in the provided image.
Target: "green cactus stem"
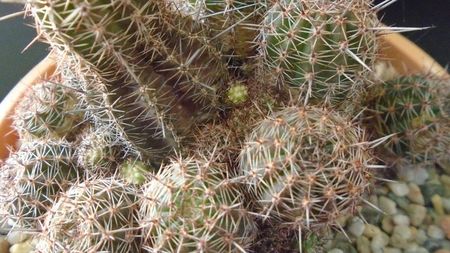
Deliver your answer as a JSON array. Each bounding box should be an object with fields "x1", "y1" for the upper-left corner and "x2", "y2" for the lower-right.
[
  {"x1": 35, "y1": 177, "x2": 141, "y2": 252},
  {"x1": 139, "y1": 157, "x2": 256, "y2": 252},
  {"x1": 240, "y1": 106, "x2": 374, "y2": 231},
  {"x1": 260, "y1": 0, "x2": 379, "y2": 108}
]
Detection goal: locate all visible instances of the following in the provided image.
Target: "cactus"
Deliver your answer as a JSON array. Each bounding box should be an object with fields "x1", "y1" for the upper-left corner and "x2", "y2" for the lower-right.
[
  {"x1": 119, "y1": 159, "x2": 154, "y2": 185},
  {"x1": 34, "y1": 177, "x2": 141, "y2": 252},
  {"x1": 139, "y1": 157, "x2": 256, "y2": 252},
  {"x1": 76, "y1": 125, "x2": 125, "y2": 173},
  {"x1": 366, "y1": 74, "x2": 450, "y2": 164},
  {"x1": 28, "y1": 0, "x2": 229, "y2": 162},
  {"x1": 259, "y1": 0, "x2": 379, "y2": 107},
  {"x1": 13, "y1": 80, "x2": 83, "y2": 140},
  {"x1": 185, "y1": 0, "x2": 266, "y2": 58},
  {"x1": 240, "y1": 106, "x2": 374, "y2": 230},
  {"x1": 0, "y1": 139, "x2": 80, "y2": 231}
]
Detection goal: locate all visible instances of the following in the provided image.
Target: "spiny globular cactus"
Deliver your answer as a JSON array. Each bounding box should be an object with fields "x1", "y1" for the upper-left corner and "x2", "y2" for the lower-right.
[
  {"x1": 28, "y1": 0, "x2": 229, "y2": 162},
  {"x1": 259, "y1": 0, "x2": 379, "y2": 107},
  {"x1": 13, "y1": 80, "x2": 83, "y2": 140},
  {"x1": 34, "y1": 177, "x2": 141, "y2": 253},
  {"x1": 139, "y1": 157, "x2": 256, "y2": 252},
  {"x1": 0, "y1": 139, "x2": 80, "y2": 231},
  {"x1": 240, "y1": 106, "x2": 374, "y2": 230},
  {"x1": 366, "y1": 74, "x2": 450, "y2": 165},
  {"x1": 76, "y1": 125, "x2": 125, "y2": 173}
]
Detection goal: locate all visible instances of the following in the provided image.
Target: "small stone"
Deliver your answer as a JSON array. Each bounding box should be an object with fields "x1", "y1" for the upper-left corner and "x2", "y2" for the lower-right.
[
  {"x1": 390, "y1": 226, "x2": 412, "y2": 249},
  {"x1": 380, "y1": 196, "x2": 398, "y2": 215},
  {"x1": 427, "y1": 225, "x2": 445, "y2": 239},
  {"x1": 9, "y1": 239, "x2": 33, "y2": 253},
  {"x1": 371, "y1": 232, "x2": 389, "y2": 252},
  {"x1": 423, "y1": 239, "x2": 444, "y2": 252},
  {"x1": 421, "y1": 183, "x2": 445, "y2": 206},
  {"x1": 388, "y1": 193, "x2": 410, "y2": 210},
  {"x1": 356, "y1": 236, "x2": 371, "y2": 253},
  {"x1": 406, "y1": 204, "x2": 427, "y2": 227},
  {"x1": 348, "y1": 217, "x2": 365, "y2": 237},
  {"x1": 398, "y1": 166, "x2": 429, "y2": 185},
  {"x1": 408, "y1": 183, "x2": 425, "y2": 205},
  {"x1": 0, "y1": 237, "x2": 9, "y2": 253},
  {"x1": 364, "y1": 224, "x2": 381, "y2": 238},
  {"x1": 384, "y1": 248, "x2": 402, "y2": 253},
  {"x1": 441, "y1": 175, "x2": 450, "y2": 186},
  {"x1": 432, "y1": 194, "x2": 445, "y2": 216},
  {"x1": 333, "y1": 241, "x2": 357, "y2": 253},
  {"x1": 440, "y1": 216, "x2": 450, "y2": 239},
  {"x1": 442, "y1": 198, "x2": 450, "y2": 213},
  {"x1": 416, "y1": 229, "x2": 428, "y2": 244},
  {"x1": 393, "y1": 214, "x2": 411, "y2": 226},
  {"x1": 405, "y1": 245, "x2": 428, "y2": 253},
  {"x1": 389, "y1": 182, "x2": 410, "y2": 197},
  {"x1": 434, "y1": 249, "x2": 450, "y2": 253},
  {"x1": 382, "y1": 216, "x2": 394, "y2": 234},
  {"x1": 327, "y1": 249, "x2": 344, "y2": 253},
  {"x1": 435, "y1": 250, "x2": 450, "y2": 253},
  {"x1": 7, "y1": 231, "x2": 29, "y2": 245}
]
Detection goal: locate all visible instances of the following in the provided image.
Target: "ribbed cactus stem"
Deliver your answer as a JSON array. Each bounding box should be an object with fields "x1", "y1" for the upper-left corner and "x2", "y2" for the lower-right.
[
  {"x1": 28, "y1": 0, "x2": 194, "y2": 161},
  {"x1": 240, "y1": 106, "x2": 374, "y2": 230},
  {"x1": 139, "y1": 157, "x2": 256, "y2": 252},
  {"x1": 35, "y1": 177, "x2": 141, "y2": 252},
  {"x1": 367, "y1": 74, "x2": 449, "y2": 164},
  {"x1": 0, "y1": 140, "x2": 80, "y2": 231},
  {"x1": 13, "y1": 80, "x2": 83, "y2": 140},
  {"x1": 260, "y1": 0, "x2": 379, "y2": 108}
]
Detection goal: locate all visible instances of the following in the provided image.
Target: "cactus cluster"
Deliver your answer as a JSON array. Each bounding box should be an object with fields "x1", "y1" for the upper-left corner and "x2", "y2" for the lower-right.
[{"x1": 0, "y1": 0, "x2": 449, "y2": 252}]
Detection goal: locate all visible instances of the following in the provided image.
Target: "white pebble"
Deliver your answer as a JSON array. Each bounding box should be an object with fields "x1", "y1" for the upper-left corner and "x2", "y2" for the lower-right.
[
  {"x1": 388, "y1": 182, "x2": 410, "y2": 197},
  {"x1": 427, "y1": 225, "x2": 445, "y2": 239},
  {"x1": 393, "y1": 214, "x2": 410, "y2": 226},
  {"x1": 379, "y1": 196, "x2": 397, "y2": 215},
  {"x1": 349, "y1": 217, "x2": 365, "y2": 237},
  {"x1": 327, "y1": 249, "x2": 344, "y2": 253}
]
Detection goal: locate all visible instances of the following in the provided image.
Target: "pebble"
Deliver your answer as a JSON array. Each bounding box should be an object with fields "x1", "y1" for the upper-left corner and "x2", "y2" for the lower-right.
[
  {"x1": 440, "y1": 216, "x2": 450, "y2": 239},
  {"x1": 416, "y1": 229, "x2": 429, "y2": 245},
  {"x1": 406, "y1": 204, "x2": 427, "y2": 227},
  {"x1": 382, "y1": 216, "x2": 395, "y2": 234},
  {"x1": 0, "y1": 237, "x2": 9, "y2": 253},
  {"x1": 421, "y1": 183, "x2": 445, "y2": 206},
  {"x1": 7, "y1": 231, "x2": 29, "y2": 245},
  {"x1": 348, "y1": 217, "x2": 365, "y2": 237},
  {"x1": 371, "y1": 232, "x2": 389, "y2": 252},
  {"x1": 398, "y1": 166, "x2": 429, "y2": 185},
  {"x1": 380, "y1": 196, "x2": 398, "y2": 215},
  {"x1": 391, "y1": 226, "x2": 413, "y2": 247},
  {"x1": 9, "y1": 239, "x2": 33, "y2": 253},
  {"x1": 364, "y1": 224, "x2": 381, "y2": 238},
  {"x1": 393, "y1": 214, "x2": 411, "y2": 226},
  {"x1": 327, "y1": 249, "x2": 344, "y2": 253},
  {"x1": 442, "y1": 198, "x2": 450, "y2": 213},
  {"x1": 435, "y1": 250, "x2": 450, "y2": 253},
  {"x1": 427, "y1": 225, "x2": 445, "y2": 239},
  {"x1": 389, "y1": 182, "x2": 410, "y2": 197},
  {"x1": 384, "y1": 248, "x2": 402, "y2": 253},
  {"x1": 356, "y1": 236, "x2": 371, "y2": 253},
  {"x1": 407, "y1": 183, "x2": 425, "y2": 205},
  {"x1": 431, "y1": 194, "x2": 445, "y2": 215}
]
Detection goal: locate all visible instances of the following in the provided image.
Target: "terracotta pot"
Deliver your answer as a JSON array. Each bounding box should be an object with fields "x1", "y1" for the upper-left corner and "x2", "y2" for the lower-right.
[{"x1": 0, "y1": 34, "x2": 448, "y2": 160}]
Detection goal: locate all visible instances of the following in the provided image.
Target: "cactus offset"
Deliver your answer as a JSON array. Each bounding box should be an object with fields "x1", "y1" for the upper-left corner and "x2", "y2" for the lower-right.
[
  {"x1": 366, "y1": 74, "x2": 450, "y2": 164},
  {"x1": 34, "y1": 177, "x2": 141, "y2": 252},
  {"x1": 139, "y1": 157, "x2": 256, "y2": 252},
  {"x1": 240, "y1": 106, "x2": 374, "y2": 230},
  {"x1": 259, "y1": 0, "x2": 379, "y2": 107},
  {"x1": 13, "y1": 80, "x2": 83, "y2": 140},
  {"x1": 0, "y1": 139, "x2": 80, "y2": 231}
]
